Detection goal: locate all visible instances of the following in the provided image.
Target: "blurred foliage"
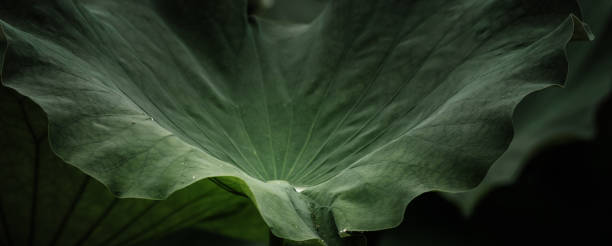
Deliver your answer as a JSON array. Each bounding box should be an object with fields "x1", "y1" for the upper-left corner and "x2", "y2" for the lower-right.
[{"x1": 138, "y1": 229, "x2": 265, "y2": 246}]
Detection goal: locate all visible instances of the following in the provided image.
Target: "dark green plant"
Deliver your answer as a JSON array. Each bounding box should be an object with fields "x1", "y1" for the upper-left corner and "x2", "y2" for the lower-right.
[
  {"x1": 0, "y1": 0, "x2": 591, "y2": 245},
  {"x1": 0, "y1": 86, "x2": 266, "y2": 245},
  {"x1": 445, "y1": 0, "x2": 612, "y2": 214}
]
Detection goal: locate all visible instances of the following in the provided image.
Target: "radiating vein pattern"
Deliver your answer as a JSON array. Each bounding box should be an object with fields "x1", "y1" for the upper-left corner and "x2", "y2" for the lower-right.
[
  {"x1": 0, "y1": 87, "x2": 262, "y2": 245},
  {"x1": 1, "y1": 0, "x2": 582, "y2": 242},
  {"x1": 2, "y1": 0, "x2": 576, "y2": 185}
]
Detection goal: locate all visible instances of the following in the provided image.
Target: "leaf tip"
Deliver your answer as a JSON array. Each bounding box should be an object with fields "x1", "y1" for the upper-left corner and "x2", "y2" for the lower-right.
[{"x1": 570, "y1": 13, "x2": 595, "y2": 41}]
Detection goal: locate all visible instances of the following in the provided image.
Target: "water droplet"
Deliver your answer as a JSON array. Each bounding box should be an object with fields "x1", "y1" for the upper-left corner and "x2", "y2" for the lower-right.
[
  {"x1": 192, "y1": 176, "x2": 196, "y2": 179},
  {"x1": 294, "y1": 187, "x2": 306, "y2": 193}
]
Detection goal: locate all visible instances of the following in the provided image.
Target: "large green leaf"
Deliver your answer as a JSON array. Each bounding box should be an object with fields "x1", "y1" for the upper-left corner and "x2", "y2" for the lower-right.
[
  {"x1": 0, "y1": 0, "x2": 588, "y2": 244},
  {"x1": 0, "y1": 86, "x2": 267, "y2": 245},
  {"x1": 444, "y1": 0, "x2": 612, "y2": 214}
]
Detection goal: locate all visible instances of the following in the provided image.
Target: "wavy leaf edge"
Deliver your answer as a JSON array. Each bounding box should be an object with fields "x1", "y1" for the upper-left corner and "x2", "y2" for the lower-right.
[{"x1": 0, "y1": 1, "x2": 590, "y2": 244}]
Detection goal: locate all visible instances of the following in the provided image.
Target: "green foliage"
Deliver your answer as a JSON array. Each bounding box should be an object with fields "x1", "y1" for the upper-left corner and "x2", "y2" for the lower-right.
[
  {"x1": 0, "y1": 86, "x2": 266, "y2": 245},
  {"x1": 0, "y1": 0, "x2": 588, "y2": 244},
  {"x1": 444, "y1": 0, "x2": 612, "y2": 214}
]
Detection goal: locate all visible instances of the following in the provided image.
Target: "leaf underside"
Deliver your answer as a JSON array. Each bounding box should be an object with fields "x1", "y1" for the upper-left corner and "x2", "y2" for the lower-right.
[
  {"x1": 444, "y1": 0, "x2": 612, "y2": 215},
  {"x1": 0, "y1": 86, "x2": 267, "y2": 246},
  {"x1": 0, "y1": 0, "x2": 584, "y2": 244}
]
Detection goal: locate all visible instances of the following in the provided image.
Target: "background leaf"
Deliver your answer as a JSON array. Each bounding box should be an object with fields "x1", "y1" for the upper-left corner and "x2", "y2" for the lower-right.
[{"x1": 138, "y1": 229, "x2": 265, "y2": 246}]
